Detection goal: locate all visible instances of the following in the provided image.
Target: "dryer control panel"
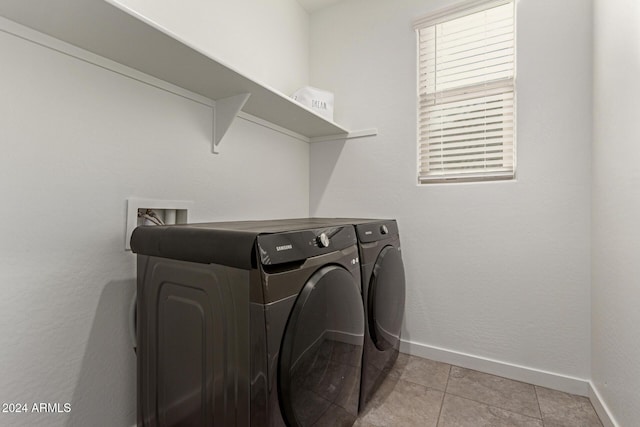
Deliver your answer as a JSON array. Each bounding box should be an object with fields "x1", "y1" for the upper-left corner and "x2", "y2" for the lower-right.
[
  {"x1": 257, "y1": 226, "x2": 357, "y2": 265},
  {"x1": 355, "y1": 220, "x2": 399, "y2": 243}
]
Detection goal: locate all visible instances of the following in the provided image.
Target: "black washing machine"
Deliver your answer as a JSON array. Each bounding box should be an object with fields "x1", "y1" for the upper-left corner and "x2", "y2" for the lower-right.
[{"x1": 130, "y1": 220, "x2": 365, "y2": 427}]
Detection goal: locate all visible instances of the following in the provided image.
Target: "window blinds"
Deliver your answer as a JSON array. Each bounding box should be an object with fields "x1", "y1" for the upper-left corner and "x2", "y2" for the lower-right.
[{"x1": 416, "y1": 1, "x2": 515, "y2": 183}]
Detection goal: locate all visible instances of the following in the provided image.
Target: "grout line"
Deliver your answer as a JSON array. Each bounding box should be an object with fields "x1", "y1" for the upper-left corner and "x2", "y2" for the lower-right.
[
  {"x1": 390, "y1": 353, "x2": 602, "y2": 426},
  {"x1": 394, "y1": 361, "x2": 449, "y2": 393},
  {"x1": 400, "y1": 355, "x2": 543, "y2": 423},
  {"x1": 435, "y1": 364, "x2": 451, "y2": 426},
  {"x1": 449, "y1": 362, "x2": 548, "y2": 389},
  {"x1": 442, "y1": 364, "x2": 543, "y2": 421},
  {"x1": 400, "y1": 341, "x2": 590, "y2": 397},
  {"x1": 444, "y1": 363, "x2": 452, "y2": 392},
  {"x1": 405, "y1": 354, "x2": 562, "y2": 421},
  {"x1": 534, "y1": 385, "x2": 545, "y2": 423},
  {"x1": 443, "y1": 390, "x2": 544, "y2": 422}
]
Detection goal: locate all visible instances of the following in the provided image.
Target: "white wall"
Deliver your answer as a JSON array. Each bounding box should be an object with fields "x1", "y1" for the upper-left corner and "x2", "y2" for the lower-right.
[
  {"x1": 118, "y1": 0, "x2": 309, "y2": 96},
  {"x1": 0, "y1": 15, "x2": 309, "y2": 427},
  {"x1": 592, "y1": 0, "x2": 640, "y2": 424},
  {"x1": 309, "y1": 0, "x2": 592, "y2": 384}
]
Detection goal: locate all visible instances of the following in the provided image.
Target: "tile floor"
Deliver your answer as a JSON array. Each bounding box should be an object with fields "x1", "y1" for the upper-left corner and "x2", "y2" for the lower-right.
[{"x1": 355, "y1": 353, "x2": 603, "y2": 427}]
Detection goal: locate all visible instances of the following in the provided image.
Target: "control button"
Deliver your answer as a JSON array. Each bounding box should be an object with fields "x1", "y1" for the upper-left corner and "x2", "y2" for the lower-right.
[
  {"x1": 380, "y1": 225, "x2": 389, "y2": 235},
  {"x1": 317, "y1": 233, "x2": 330, "y2": 248}
]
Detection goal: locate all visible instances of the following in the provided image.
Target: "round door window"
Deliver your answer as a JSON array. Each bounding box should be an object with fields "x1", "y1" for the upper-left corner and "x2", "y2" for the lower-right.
[
  {"x1": 368, "y1": 245, "x2": 406, "y2": 351},
  {"x1": 278, "y1": 265, "x2": 365, "y2": 427}
]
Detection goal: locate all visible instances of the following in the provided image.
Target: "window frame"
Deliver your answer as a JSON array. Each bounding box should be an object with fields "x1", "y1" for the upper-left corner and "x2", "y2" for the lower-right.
[{"x1": 415, "y1": 0, "x2": 517, "y2": 185}]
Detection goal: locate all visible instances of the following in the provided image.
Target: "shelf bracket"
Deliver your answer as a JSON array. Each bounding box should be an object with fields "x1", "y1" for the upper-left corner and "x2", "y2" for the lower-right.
[{"x1": 212, "y1": 93, "x2": 251, "y2": 153}]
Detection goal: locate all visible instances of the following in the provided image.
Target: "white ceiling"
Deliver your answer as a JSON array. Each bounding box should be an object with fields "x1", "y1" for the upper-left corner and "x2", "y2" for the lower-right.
[{"x1": 297, "y1": 0, "x2": 345, "y2": 13}]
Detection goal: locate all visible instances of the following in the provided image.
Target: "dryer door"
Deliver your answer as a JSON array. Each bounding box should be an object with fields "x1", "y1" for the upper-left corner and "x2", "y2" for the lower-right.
[
  {"x1": 368, "y1": 245, "x2": 406, "y2": 351},
  {"x1": 278, "y1": 265, "x2": 364, "y2": 427}
]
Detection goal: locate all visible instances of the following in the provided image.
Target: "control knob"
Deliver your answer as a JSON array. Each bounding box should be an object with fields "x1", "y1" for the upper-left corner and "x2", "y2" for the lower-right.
[
  {"x1": 317, "y1": 232, "x2": 330, "y2": 248},
  {"x1": 380, "y1": 225, "x2": 389, "y2": 235}
]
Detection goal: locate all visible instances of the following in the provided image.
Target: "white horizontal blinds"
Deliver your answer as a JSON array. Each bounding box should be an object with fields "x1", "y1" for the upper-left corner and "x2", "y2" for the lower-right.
[{"x1": 418, "y1": 1, "x2": 515, "y2": 182}]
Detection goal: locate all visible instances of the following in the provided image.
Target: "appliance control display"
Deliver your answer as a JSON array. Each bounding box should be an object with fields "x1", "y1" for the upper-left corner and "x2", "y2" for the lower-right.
[{"x1": 257, "y1": 226, "x2": 356, "y2": 265}]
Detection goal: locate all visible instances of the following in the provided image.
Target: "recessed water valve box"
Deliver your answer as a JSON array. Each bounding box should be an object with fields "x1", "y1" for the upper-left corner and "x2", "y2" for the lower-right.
[{"x1": 125, "y1": 198, "x2": 192, "y2": 250}]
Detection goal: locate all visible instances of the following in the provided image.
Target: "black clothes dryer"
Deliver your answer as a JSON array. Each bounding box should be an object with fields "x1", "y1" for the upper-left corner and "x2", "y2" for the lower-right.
[
  {"x1": 131, "y1": 220, "x2": 365, "y2": 427},
  {"x1": 306, "y1": 219, "x2": 406, "y2": 411},
  {"x1": 263, "y1": 218, "x2": 406, "y2": 411},
  {"x1": 349, "y1": 219, "x2": 405, "y2": 410}
]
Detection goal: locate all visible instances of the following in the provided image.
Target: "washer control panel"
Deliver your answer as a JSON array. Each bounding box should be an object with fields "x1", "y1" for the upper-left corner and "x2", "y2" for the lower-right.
[{"x1": 257, "y1": 226, "x2": 356, "y2": 265}]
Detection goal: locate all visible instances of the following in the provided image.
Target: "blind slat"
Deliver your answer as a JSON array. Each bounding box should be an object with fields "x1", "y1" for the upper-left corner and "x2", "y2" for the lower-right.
[
  {"x1": 423, "y1": 112, "x2": 514, "y2": 131},
  {"x1": 425, "y1": 153, "x2": 515, "y2": 164},
  {"x1": 426, "y1": 49, "x2": 515, "y2": 76},
  {"x1": 421, "y1": 147, "x2": 515, "y2": 160},
  {"x1": 423, "y1": 97, "x2": 514, "y2": 119},
  {"x1": 420, "y1": 165, "x2": 513, "y2": 173},
  {"x1": 420, "y1": 77, "x2": 514, "y2": 100},
  {"x1": 422, "y1": 127, "x2": 515, "y2": 142},
  {"x1": 422, "y1": 159, "x2": 511, "y2": 169},
  {"x1": 421, "y1": 16, "x2": 514, "y2": 43},
  {"x1": 426, "y1": 32, "x2": 514, "y2": 60},
  {"x1": 419, "y1": 170, "x2": 514, "y2": 183},
  {"x1": 422, "y1": 149, "x2": 514, "y2": 162},
  {"x1": 425, "y1": 132, "x2": 514, "y2": 146},
  {"x1": 420, "y1": 138, "x2": 514, "y2": 153}
]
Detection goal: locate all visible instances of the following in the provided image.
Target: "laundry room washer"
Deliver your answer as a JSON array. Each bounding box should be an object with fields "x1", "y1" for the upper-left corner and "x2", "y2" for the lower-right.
[{"x1": 130, "y1": 220, "x2": 365, "y2": 427}]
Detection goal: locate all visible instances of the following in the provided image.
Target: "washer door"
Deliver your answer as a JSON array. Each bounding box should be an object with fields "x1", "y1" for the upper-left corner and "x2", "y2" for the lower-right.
[
  {"x1": 278, "y1": 265, "x2": 364, "y2": 427},
  {"x1": 368, "y1": 245, "x2": 406, "y2": 351}
]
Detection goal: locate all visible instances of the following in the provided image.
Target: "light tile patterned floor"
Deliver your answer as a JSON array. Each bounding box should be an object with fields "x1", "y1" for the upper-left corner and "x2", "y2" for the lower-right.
[{"x1": 355, "y1": 353, "x2": 603, "y2": 427}]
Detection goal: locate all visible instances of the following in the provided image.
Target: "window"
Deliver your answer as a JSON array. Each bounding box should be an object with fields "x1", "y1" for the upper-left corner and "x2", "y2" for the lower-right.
[{"x1": 415, "y1": 0, "x2": 515, "y2": 183}]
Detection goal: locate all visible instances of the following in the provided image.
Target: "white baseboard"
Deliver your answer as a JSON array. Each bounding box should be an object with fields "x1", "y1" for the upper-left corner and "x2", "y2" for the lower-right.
[
  {"x1": 588, "y1": 382, "x2": 619, "y2": 427},
  {"x1": 400, "y1": 339, "x2": 589, "y2": 396}
]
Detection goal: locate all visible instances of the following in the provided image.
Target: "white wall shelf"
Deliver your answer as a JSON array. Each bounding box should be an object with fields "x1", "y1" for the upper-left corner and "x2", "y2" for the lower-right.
[{"x1": 0, "y1": 0, "x2": 376, "y2": 150}]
